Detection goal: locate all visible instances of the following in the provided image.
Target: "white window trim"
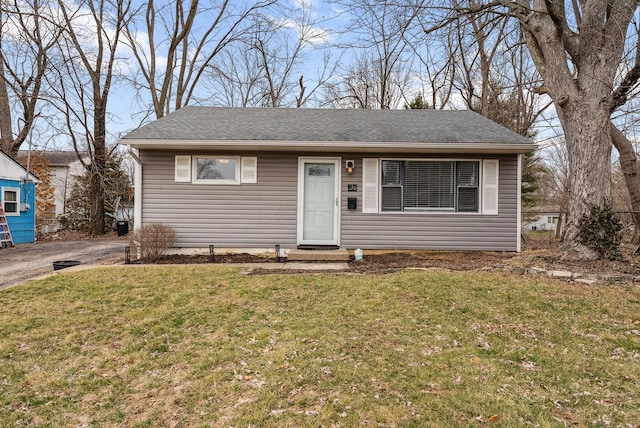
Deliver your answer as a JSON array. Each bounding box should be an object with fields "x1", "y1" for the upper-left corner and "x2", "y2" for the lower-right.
[
  {"x1": 192, "y1": 155, "x2": 241, "y2": 185},
  {"x1": 2, "y1": 187, "x2": 20, "y2": 216},
  {"x1": 377, "y1": 158, "x2": 484, "y2": 215},
  {"x1": 176, "y1": 155, "x2": 258, "y2": 185}
]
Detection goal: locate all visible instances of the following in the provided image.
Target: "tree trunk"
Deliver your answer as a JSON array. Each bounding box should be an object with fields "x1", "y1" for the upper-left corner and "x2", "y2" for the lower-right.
[
  {"x1": 88, "y1": 147, "x2": 106, "y2": 235},
  {"x1": 610, "y1": 123, "x2": 640, "y2": 213},
  {"x1": 89, "y1": 124, "x2": 106, "y2": 235},
  {"x1": 89, "y1": 102, "x2": 107, "y2": 235},
  {"x1": 559, "y1": 103, "x2": 612, "y2": 260},
  {"x1": 89, "y1": 168, "x2": 105, "y2": 235},
  {"x1": 610, "y1": 123, "x2": 640, "y2": 246},
  {"x1": 0, "y1": 53, "x2": 15, "y2": 156}
]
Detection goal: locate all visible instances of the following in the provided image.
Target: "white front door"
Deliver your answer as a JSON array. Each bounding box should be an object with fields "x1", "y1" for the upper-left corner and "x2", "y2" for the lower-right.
[{"x1": 298, "y1": 158, "x2": 340, "y2": 246}]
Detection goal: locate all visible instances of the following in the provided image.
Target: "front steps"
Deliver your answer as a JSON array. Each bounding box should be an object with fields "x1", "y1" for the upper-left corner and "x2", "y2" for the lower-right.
[{"x1": 287, "y1": 248, "x2": 350, "y2": 262}]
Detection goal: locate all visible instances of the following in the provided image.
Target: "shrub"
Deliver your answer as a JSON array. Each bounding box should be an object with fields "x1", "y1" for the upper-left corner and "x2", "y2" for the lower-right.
[
  {"x1": 577, "y1": 201, "x2": 622, "y2": 260},
  {"x1": 129, "y1": 223, "x2": 177, "y2": 261}
]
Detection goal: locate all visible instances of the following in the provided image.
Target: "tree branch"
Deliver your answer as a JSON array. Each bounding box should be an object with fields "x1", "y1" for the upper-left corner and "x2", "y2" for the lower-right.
[{"x1": 608, "y1": 9, "x2": 640, "y2": 112}]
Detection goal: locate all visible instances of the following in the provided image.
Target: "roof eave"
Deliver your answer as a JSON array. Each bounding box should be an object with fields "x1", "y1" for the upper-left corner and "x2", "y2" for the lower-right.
[
  {"x1": 0, "y1": 152, "x2": 40, "y2": 182},
  {"x1": 120, "y1": 139, "x2": 537, "y2": 154}
]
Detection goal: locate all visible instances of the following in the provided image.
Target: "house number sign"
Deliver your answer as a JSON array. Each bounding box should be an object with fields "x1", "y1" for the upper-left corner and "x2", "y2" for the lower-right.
[{"x1": 347, "y1": 184, "x2": 358, "y2": 192}]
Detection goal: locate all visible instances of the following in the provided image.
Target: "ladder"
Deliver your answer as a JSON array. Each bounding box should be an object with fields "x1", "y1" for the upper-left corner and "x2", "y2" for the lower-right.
[{"x1": 0, "y1": 207, "x2": 14, "y2": 248}]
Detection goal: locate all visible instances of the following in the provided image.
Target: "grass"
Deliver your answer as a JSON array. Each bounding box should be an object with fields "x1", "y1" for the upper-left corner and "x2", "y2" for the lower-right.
[{"x1": 1, "y1": 266, "x2": 639, "y2": 427}]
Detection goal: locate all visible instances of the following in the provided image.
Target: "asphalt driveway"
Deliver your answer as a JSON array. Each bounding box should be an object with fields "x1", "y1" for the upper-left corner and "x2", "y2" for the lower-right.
[{"x1": 0, "y1": 240, "x2": 126, "y2": 290}]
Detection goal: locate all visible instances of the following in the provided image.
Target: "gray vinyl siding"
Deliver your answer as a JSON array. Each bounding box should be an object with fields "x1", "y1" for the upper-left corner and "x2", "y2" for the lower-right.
[
  {"x1": 339, "y1": 154, "x2": 519, "y2": 251},
  {"x1": 140, "y1": 150, "x2": 298, "y2": 248},
  {"x1": 140, "y1": 151, "x2": 519, "y2": 251}
]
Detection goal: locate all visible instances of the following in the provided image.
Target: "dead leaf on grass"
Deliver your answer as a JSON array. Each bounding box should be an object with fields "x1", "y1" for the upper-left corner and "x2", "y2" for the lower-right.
[
  {"x1": 234, "y1": 396, "x2": 254, "y2": 408},
  {"x1": 270, "y1": 408, "x2": 286, "y2": 417}
]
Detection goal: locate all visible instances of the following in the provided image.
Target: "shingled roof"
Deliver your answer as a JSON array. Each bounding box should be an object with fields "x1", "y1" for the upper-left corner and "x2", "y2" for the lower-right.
[
  {"x1": 121, "y1": 107, "x2": 535, "y2": 154},
  {"x1": 17, "y1": 150, "x2": 87, "y2": 167}
]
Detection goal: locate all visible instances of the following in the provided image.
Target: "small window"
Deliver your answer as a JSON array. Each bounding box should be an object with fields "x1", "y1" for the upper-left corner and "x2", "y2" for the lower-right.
[
  {"x1": 193, "y1": 156, "x2": 239, "y2": 184},
  {"x1": 2, "y1": 188, "x2": 19, "y2": 215},
  {"x1": 308, "y1": 166, "x2": 332, "y2": 176}
]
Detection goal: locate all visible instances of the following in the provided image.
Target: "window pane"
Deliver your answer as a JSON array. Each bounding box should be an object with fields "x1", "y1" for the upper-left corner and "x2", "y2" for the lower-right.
[
  {"x1": 382, "y1": 160, "x2": 401, "y2": 185},
  {"x1": 456, "y1": 161, "x2": 479, "y2": 212},
  {"x1": 457, "y1": 187, "x2": 478, "y2": 212},
  {"x1": 405, "y1": 161, "x2": 454, "y2": 209},
  {"x1": 196, "y1": 158, "x2": 236, "y2": 180},
  {"x1": 379, "y1": 160, "x2": 483, "y2": 213},
  {"x1": 457, "y1": 161, "x2": 478, "y2": 186},
  {"x1": 3, "y1": 190, "x2": 18, "y2": 213},
  {"x1": 381, "y1": 186, "x2": 402, "y2": 211},
  {"x1": 308, "y1": 166, "x2": 331, "y2": 176},
  {"x1": 4, "y1": 190, "x2": 17, "y2": 202}
]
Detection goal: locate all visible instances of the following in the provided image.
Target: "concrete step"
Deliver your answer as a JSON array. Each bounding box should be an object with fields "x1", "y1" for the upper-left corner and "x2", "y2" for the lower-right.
[{"x1": 287, "y1": 248, "x2": 350, "y2": 262}]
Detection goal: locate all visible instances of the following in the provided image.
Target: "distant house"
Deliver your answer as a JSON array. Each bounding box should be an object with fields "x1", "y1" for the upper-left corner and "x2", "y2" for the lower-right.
[
  {"x1": 0, "y1": 150, "x2": 38, "y2": 244},
  {"x1": 120, "y1": 107, "x2": 536, "y2": 252},
  {"x1": 18, "y1": 150, "x2": 86, "y2": 218},
  {"x1": 525, "y1": 207, "x2": 561, "y2": 232}
]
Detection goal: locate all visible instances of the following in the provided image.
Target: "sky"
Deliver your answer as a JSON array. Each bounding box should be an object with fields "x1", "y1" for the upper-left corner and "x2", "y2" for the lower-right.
[
  {"x1": 4, "y1": 0, "x2": 568, "y2": 155},
  {"x1": 105, "y1": 0, "x2": 345, "y2": 143}
]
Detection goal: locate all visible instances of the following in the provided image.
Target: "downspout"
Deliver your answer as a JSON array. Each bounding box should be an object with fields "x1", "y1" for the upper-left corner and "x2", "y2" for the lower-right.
[
  {"x1": 23, "y1": 130, "x2": 33, "y2": 210},
  {"x1": 23, "y1": 128, "x2": 35, "y2": 242},
  {"x1": 127, "y1": 144, "x2": 142, "y2": 231},
  {"x1": 517, "y1": 153, "x2": 523, "y2": 252}
]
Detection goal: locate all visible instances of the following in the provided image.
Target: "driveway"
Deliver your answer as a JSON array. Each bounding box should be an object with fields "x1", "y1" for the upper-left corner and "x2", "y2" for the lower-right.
[{"x1": 0, "y1": 239, "x2": 126, "y2": 290}]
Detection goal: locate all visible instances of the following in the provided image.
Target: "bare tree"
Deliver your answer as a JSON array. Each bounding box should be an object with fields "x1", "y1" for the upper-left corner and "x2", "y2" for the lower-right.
[
  {"x1": 205, "y1": 46, "x2": 263, "y2": 107},
  {"x1": 48, "y1": 0, "x2": 132, "y2": 235},
  {"x1": 253, "y1": 10, "x2": 337, "y2": 108},
  {"x1": 123, "y1": 0, "x2": 274, "y2": 120},
  {"x1": 437, "y1": 2, "x2": 550, "y2": 136},
  {"x1": 326, "y1": 0, "x2": 427, "y2": 109},
  {"x1": 428, "y1": 0, "x2": 640, "y2": 259},
  {"x1": 324, "y1": 52, "x2": 411, "y2": 109},
  {"x1": 537, "y1": 139, "x2": 571, "y2": 239},
  {"x1": 451, "y1": 0, "x2": 511, "y2": 117},
  {"x1": 203, "y1": 2, "x2": 338, "y2": 108},
  {"x1": 0, "y1": 0, "x2": 62, "y2": 156},
  {"x1": 407, "y1": 23, "x2": 457, "y2": 110}
]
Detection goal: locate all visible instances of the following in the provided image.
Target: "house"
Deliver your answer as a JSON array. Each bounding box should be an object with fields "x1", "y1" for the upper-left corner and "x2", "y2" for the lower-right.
[
  {"x1": 524, "y1": 206, "x2": 561, "y2": 232},
  {"x1": 120, "y1": 107, "x2": 536, "y2": 252},
  {"x1": 17, "y1": 150, "x2": 86, "y2": 218},
  {"x1": 0, "y1": 150, "x2": 38, "y2": 244}
]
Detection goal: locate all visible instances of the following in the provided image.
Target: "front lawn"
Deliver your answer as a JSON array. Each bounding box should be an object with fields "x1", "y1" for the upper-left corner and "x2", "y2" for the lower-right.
[{"x1": 1, "y1": 267, "x2": 639, "y2": 427}]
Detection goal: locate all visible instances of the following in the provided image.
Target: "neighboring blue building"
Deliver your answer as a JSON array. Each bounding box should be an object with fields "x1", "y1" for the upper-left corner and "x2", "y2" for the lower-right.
[{"x1": 0, "y1": 150, "x2": 38, "y2": 245}]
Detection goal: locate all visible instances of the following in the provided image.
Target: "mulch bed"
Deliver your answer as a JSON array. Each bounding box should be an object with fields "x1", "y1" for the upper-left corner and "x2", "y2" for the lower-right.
[
  {"x1": 41, "y1": 230, "x2": 640, "y2": 278},
  {"x1": 150, "y1": 253, "x2": 273, "y2": 264},
  {"x1": 141, "y1": 247, "x2": 640, "y2": 277}
]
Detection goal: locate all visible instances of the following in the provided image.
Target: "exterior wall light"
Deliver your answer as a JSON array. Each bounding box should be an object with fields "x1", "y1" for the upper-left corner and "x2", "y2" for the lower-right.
[{"x1": 345, "y1": 160, "x2": 355, "y2": 174}]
